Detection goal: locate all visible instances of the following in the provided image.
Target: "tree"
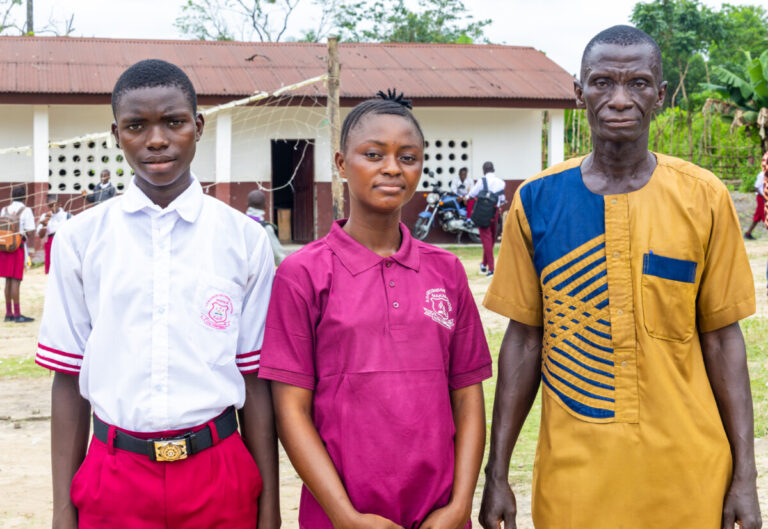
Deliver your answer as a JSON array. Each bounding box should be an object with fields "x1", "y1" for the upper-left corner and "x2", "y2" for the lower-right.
[
  {"x1": 708, "y1": 4, "x2": 768, "y2": 74},
  {"x1": 703, "y1": 49, "x2": 768, "y2": 152},
  {"x1": 0, "y1": 0, "x2": 22, "y2": 34},
  {"x1": 175, "y1": 0, "x2": 340, "y2": 42},
  {"x1": 334, "y1": 0, "x2": 490, "y2": 43},
  {"x1": 0, "y1": 0, "x2": 75, "y2": 36},
  {"x1": 631, "y1": 0, "x2": 724, "y2": 110}
]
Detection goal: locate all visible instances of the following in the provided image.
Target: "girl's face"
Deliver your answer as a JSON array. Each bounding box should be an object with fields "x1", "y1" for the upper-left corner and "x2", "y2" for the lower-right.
[{"x1": 336, "y1": 113, "x2": 423, "y2": 216}]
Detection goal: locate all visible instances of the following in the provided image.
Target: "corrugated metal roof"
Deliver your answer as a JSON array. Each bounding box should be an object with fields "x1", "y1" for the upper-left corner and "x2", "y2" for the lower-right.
[{"x1": 0, "y1": 36, "x2": 576, "y2": 105}]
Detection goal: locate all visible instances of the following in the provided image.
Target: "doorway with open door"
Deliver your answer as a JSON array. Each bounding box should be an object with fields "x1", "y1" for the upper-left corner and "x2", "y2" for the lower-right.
[{"x1": 271, "y1": 139, "x2": 315, "y2": 243}]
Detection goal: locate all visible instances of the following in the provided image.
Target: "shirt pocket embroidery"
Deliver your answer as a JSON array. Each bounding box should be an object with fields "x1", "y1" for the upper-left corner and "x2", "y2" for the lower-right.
[
  {"x1": 194, "y1": 275, "x2": 244, "y2": 365},
  {"x1": 641, "y1": 252, "x2": 697, "y2": 342}
]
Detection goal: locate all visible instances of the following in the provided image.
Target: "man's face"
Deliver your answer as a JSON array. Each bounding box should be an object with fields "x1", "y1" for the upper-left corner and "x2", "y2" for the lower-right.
[
  {"x1": 111, "y1": 85, "x2": 203, "y2": 189},
  {"x1": 100, "y1": 171, "x2": 110, "y2": 184},
  {"x1": 575, "y1": 42, "x2": 666, "y2": 144},
  {"x1": 47, "y1": 201, "x2": 59, "y2": 213},
  {"x1": 761, "y1": 153, "x2": 768, "y2": 173},
  {"x1": 459, "y1": 169, "x2": 467, "y2": 180}
]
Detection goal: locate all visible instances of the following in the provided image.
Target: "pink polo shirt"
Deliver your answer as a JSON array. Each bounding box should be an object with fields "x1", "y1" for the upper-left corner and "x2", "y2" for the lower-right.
[{"x1": 260, "y1": 220, "x2": 491, "y2": 529}]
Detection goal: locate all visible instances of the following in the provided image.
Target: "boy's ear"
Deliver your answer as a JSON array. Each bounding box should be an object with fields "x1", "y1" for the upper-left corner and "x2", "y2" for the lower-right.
[
  {"x1": 334, "y1": 151, "x2": 345, "y2": 179},
  {"x1": 111, "y1": 122, "x2": 120, "y2": 149},
  {"x1": 195, "y1": 113, "x2": 205, "y2": 142}
]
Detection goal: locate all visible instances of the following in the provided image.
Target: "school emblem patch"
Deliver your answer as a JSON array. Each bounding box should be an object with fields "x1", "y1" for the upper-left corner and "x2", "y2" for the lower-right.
[
  {"x1": 201, "y1": 294, "x2": 234, "y2": 330},
  {"x1": 423, "y1": 288, "x2": 455, "y2": 330}
]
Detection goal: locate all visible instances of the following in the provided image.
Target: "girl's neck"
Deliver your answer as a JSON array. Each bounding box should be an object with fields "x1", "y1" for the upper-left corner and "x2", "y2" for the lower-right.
[{"x1": 343, "y1": 207, "x2": 403, "y2": 258}]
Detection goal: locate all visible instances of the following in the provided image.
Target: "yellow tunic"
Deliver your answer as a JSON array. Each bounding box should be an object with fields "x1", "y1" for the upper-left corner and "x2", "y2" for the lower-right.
[{"x1": 484, "y1": 153, "x2": 755, "y2": 529}]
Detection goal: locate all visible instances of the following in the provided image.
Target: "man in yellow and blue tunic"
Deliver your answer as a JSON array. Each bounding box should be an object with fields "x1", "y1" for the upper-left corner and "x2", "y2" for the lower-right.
[{"x1": 479, "y1": 25, "x2": 762, "y2": 529}]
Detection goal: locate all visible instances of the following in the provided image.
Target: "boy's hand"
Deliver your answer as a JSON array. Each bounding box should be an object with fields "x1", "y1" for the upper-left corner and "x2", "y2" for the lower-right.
[{"x1": 419, "y1": 502, "x2": 470, "y2": 529}]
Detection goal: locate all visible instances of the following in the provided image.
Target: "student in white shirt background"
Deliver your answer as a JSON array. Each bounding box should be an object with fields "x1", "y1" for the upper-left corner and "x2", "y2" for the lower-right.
[
  {"x1": 467, "y1": 161, "x2": 506, "y2": 276},
  {"x1": 0, "y1": 184, "x2": 36, "y2": 322},
  {"x1": 744, "y1": 151, "x2": 768, "y2": 240},
  {"x1": 36, "y1": 59, "x2": 280, "y2": 529},
  {"x1": 449, "y1": 166, "x2": 474, "y2": 197},
  {"x1": 36, "y1": 193, "x2": 70, "y2": 275}
]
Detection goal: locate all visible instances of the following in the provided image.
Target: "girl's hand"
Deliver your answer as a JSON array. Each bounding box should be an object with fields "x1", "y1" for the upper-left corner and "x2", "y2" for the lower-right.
[
  {"x1": 341, "y1": 513, "x2": 404, "y2": 529},
  {"x1": 418, "y1": 503, "x2": 469, "y2": 529}
]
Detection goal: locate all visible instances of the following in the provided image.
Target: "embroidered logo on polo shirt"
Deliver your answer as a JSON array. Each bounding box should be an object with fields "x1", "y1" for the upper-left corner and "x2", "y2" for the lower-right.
[
  {"x1": 423, "y1": 288, "x2": 455, "y2": 330},
  {"x1": 201, "y1": 294, "x2": 234, "y2": 330}
]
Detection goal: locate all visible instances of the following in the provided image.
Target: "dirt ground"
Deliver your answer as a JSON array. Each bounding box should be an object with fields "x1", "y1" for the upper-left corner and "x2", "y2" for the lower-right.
[{"x1": 1, "y1": 191, "x2": 767, "y2": 528}]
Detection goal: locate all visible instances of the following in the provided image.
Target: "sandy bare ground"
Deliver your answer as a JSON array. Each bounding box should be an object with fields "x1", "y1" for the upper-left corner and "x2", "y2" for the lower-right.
[{"x1": 2, "y1": 202, "x2": 768, "y2": 527}]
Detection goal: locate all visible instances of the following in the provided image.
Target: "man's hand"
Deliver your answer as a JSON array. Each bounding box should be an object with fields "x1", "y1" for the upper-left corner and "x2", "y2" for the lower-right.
[
  {"x1": 479, "y1": 478, "x2": 517, "y2": 529},
  {"x1": 419, "y1": 502, "x2": 469, "y2": 529},
  {"x1": 721, "y1": 478, "x2": 762, "y2": 529},
  {"x1": 52, "y1": 503, "x2": 78, "y2": 529}
]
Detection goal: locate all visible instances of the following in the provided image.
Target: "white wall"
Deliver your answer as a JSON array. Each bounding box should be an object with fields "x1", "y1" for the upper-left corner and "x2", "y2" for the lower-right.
[
  {"x1": 0, "y1": 105, "x2": 33, "y2": 183},
  {"x1": 1, "y1": 103, "x2": 548, "y2": 190}
]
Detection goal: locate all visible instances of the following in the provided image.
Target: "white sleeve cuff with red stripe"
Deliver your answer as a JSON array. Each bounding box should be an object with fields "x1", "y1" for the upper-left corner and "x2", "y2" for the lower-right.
[
  {"x1": 236, "y1": 350, "x2": 260, "y2": 374},
  {"x1": 36, "y1": 343, "x2": 83, "y2": 375}
]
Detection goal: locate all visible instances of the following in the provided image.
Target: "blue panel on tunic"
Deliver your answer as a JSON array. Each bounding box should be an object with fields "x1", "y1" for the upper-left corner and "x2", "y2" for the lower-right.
[{"x1": 519, "y1": 166, "x2": 605, "y2": 276}]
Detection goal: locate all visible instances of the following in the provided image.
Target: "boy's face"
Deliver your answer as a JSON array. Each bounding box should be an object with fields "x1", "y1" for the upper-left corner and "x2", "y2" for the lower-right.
[
  {"x1": 47, "y1": 200, "x2": 60, "y2": 213},
  {"x1": 111, "y1": 85, "x2": 203, "y2": 192}
]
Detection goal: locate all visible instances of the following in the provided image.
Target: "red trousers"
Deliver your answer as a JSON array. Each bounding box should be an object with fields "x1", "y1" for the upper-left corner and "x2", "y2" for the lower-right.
[
  {"x1": 71, "y1": 429, "x2": 262, "y2": 529},
  {"x1": 44, "y1": 235, "x2": 54, "y2": 274},
  {"x1": 479, "y1": 216, "x2": 498, "y2": 271}
]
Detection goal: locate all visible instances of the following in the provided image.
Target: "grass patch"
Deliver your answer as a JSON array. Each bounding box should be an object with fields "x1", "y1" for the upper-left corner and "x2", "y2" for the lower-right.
[
  {"x1": 743, "y1": 317, "x2": 768, "y2": 437},
  {"x1": 482, "y1": 329, "x2": 541, "y2": 486},
  {"x1": 0, "y1": 356, "x2": 49, "y2": 378}
]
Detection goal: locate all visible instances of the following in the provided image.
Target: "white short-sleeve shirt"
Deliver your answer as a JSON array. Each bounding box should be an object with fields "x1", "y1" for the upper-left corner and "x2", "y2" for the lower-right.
[
  {"x1": 467, "y1": 172, "x2": 506, "y2": 206},
  {"x1": 36, "y1": 177, "x2": 275, "y2": 431},
  {"x1": 1, "y1": 201, "x2": 35, "y2": 234},
  {"x1": 37, "y1": 208, "x2": 69, "y2": 237}
]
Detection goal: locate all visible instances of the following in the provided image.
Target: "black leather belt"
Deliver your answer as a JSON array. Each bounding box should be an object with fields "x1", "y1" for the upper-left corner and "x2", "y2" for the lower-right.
[{"x1": 93, "y1": 406, "x2": 238, "y2": 462}]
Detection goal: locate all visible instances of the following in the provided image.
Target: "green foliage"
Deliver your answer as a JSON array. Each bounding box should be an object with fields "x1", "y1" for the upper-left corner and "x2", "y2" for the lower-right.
[
  {"x1": 0, "y1": 356, "x2": 49, "y2": 379},
  {"x1": 708, "y1": 4, "x2": 768, "y2": 74},
  {"x1": 631, "y1": 0, "x2": 725, "y2": 108},
  {"x1": 334, "y1": 0, "x2": 490, "y2": 43}
]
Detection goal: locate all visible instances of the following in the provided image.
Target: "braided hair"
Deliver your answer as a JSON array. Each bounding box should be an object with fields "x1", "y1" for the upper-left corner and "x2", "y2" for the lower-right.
[{"x1": 340, "y1": 89, "x2": 425, "y2": 152}]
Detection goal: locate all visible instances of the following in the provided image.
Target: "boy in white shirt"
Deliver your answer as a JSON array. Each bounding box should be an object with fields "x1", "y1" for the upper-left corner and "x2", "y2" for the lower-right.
[
  {"x1": 36, "y1": 59, "x2": 279, "y2": 529},
  {"x1": 0, "y1": 184, "x2": 36, "y2": 322},
  {"x1": 36, "y1": 193, "x2": 70, "y2": 274}
]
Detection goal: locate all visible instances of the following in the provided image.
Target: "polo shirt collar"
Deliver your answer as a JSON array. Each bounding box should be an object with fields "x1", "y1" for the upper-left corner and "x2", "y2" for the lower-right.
[
  {"x1": 122, "y1": 175, "x2": 203, "y2": 223},
  {"x1": 326, "y1": 220, "x2": 420, "y2": 275}
]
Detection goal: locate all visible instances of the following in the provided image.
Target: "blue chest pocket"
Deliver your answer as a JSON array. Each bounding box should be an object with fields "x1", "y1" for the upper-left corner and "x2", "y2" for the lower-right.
[
  {"x1": 642, "y1": 252, "x2": 697, "y2": 283},
  {"x1": 641, "y1": 252, "x2": 698, "y2": 342}
]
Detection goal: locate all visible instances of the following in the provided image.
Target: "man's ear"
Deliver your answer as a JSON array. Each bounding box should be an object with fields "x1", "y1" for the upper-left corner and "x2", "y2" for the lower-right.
[
  {"x1": 655, "y1": 81, "x2": 668, "y2": 111},
  {"x1": 573, "y1": 78, "x2": 586, "y2": 109},
  {"x1": 111, "y1": 122, "x2": 120, "y2": 149}
]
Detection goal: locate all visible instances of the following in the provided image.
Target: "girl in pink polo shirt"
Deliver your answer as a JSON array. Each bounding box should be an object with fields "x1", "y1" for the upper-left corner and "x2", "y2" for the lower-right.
[{"x1": 260, "y1": 91, "x2": 492, "y2": 529}]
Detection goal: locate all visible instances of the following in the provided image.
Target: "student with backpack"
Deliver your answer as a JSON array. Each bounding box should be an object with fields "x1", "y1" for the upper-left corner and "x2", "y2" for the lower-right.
[
  {"x1": 0, "y1": 184, "x2": 36, "y2": 322},
  {"x1": 468, "y1": 162, "x2": 505, "y2": 277}
]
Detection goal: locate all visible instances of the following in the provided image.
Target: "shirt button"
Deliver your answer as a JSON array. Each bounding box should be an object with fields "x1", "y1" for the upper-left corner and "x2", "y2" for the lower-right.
[
  {"x1": 617, "y1": 309, "x2": 624, "y2": 316},
  {"x1": 158, "y1": 307, "x2": 165, "y2": 314},
  {"x1": 393, "y1": 301, "x2": 399, "y2": 308},
  {"x1": 613, "y1": 251, "x2": 620, "y2": 258},
  {"x1": 621, "y1": 361, "x2": 628, "y2": 368},
  {"x1": 389, "y1": 280, "x2": 395, "y2": 287},
  {"x1": 385, "y1": 261, "x2": 392, "y2": 268},
  {"x1": 610, "y1": 198, "x2": 618, "y2": 205}
]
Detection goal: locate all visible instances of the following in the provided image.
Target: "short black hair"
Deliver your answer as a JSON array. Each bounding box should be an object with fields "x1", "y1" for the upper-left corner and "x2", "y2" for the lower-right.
[
  {"x1": 111, "y1": 59, "x2": 197, "y2": 117},
  {"x1": 11, "y1": 185, "x2": 25, "y2": 202},
  {"x1": 340, "y1": 96, "x2": 424, "y2": 153},
  {"x1": 459, "y1": 167, "x2": 468, "y2": 175},
  {"x1": 482, "y1": 161, "x2": 494, "y2": 173},
  {"x1": 581, "y1": 25, "x2": 663, "y2": 81}
]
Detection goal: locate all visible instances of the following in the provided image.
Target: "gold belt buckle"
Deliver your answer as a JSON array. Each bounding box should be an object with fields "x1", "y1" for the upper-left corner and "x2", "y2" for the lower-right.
[{"x1": 153, "y1": 439, "x2": 188, "y2": 462}]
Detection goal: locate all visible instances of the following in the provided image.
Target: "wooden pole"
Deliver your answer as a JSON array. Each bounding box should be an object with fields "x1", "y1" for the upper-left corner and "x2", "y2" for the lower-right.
[
  {"x1": 327, "y1": 36, "x2": 343, "y2": 220},
  {"x1": 26, "y1": 0, "x2": 33, "y2": 34}
]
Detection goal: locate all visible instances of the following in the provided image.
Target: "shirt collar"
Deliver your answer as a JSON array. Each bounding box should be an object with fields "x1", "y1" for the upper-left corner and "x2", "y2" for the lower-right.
[
  {"x1": 122, "y1": 175, "x2": 203, "y2": 223},
  {"x1": 325, "y1": 219, "x2": 420, "y2": 275}
]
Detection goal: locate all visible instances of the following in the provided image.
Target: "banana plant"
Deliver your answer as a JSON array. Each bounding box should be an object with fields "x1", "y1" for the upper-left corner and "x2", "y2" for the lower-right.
[{"x1": 702, "y1": 49, "x2": 768, "y2": 152}]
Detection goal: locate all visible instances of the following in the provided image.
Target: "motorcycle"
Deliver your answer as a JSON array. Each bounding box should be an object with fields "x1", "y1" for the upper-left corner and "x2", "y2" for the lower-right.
[{"x1": 412, "y1": 180, "x2": 481, "y2": 243}]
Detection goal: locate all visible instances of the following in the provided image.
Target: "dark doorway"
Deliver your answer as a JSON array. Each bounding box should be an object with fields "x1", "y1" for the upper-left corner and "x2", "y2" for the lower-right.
[{"x1": 271, "y1": 139, "x2": 315, "y2": 243}]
